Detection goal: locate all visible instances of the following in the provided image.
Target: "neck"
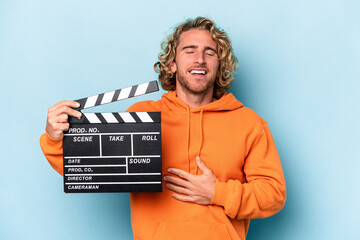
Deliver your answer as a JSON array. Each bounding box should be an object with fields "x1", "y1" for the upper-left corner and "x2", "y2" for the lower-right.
[{"x1": 176, "y1": 88, "x2": 214, "y2": 109}]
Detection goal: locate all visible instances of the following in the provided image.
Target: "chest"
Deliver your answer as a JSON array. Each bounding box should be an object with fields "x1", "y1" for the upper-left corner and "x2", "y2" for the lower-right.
[{"x1": 160, "y1": 110, "x2": 249, "y2": 181}]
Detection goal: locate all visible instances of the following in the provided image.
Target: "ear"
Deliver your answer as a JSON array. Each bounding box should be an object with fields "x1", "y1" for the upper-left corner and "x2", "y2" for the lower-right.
[{"x1": 170, "y1": 61, "x2": 177, "y2": 73}]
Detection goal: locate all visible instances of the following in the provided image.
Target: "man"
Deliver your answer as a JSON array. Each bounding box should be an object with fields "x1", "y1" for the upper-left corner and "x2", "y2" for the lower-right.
[{"x1": 40, "y1": 17, "x2": 286, "y2": 240}]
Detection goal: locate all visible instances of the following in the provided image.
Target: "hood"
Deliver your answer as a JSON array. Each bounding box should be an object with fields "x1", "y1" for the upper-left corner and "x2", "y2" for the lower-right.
[{"x1": 162, "y1": 91, "x2": 243, "y2": 112}]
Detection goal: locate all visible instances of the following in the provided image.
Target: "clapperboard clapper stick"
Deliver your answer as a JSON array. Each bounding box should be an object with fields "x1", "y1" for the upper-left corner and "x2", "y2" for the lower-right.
[{"x1": 63, "y1": 80, "x2": 162, "y2": 193}]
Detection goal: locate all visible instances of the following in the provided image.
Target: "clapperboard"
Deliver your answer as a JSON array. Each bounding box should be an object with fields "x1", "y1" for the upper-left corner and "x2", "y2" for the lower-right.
[{"x1": 63, "y1": 81, "x2": 162, "y2": 193}]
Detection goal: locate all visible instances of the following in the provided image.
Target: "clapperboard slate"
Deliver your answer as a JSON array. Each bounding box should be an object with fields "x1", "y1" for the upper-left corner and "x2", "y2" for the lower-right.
[{"x1": 63, "y1": 81, "x2": 162, "y2": 193}]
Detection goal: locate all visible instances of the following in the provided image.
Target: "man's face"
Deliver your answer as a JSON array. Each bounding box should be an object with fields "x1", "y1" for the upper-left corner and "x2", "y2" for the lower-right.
[{"x1": 170, "y1": 29, "x2": 219, "y2": 96}]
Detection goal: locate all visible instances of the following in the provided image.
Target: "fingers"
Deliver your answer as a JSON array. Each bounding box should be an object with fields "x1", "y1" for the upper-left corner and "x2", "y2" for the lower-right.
[
  {"x1": 167, "y1": 168, "x2": 193, "y2": 181},
  {"x1": 165, "y1": 182, "x2": 192, "y2": 196},
  {"x1": 49, "y1": 100, "x2": 80, "y2": 112},
  {"x1": 58, "y1": 113, "x2": 69, "y2": 123},
  {"x1": 49, "y1": 104, "x2": 82, "y2": 119},
  {"x1": 171, "y1": 194, "x2": 194, "y2": 203},
  {"x1": 46, "y1": 100, "x2": 81, "y2": 139},
  {"x1": 171, "y1": 193, "x2": 209, "y2": 206},
  {"x1": 195, "y1": 156, "x2": 211, "y2": 175},
  {"x1": 164, "y1": 175, "x2": 191, "y2": 189},
  {"x1": 164, "y1": 174, "x2": 193, "y2": 202},
  {"x1": 164, "y1": 175, "x2": 192, "y2": 196}
]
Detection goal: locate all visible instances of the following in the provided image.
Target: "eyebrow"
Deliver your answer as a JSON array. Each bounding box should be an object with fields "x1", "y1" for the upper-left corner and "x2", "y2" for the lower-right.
[{"x1": 181, "y1": 45, "x2": 217, "y2": 53}]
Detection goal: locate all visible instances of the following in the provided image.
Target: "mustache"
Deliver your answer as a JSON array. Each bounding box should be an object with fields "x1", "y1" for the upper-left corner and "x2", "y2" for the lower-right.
[
  {"x1": 192, "y1": 64, "x2": 207, "y2": 68},
  {"x1": 189, "y1": 64, "x2": 208, "y2": 71}
]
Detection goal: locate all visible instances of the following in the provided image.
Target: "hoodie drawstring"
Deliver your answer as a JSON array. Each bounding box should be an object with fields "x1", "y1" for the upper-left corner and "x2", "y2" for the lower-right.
[
  {"x1": 186, "y1": 108, "x2": 204, "y2": 174},
  {"x1": 186, "y1": 109, "x2": 191, "y2": 172},
  {"x1": 196, "y1": 109, "x2": 204, "y2": 175}
]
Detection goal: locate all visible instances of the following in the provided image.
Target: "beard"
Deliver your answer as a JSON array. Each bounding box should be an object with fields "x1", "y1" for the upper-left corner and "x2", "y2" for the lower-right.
[{"x1": 176, "y1": 71, "x2": 216, "y2": 96}]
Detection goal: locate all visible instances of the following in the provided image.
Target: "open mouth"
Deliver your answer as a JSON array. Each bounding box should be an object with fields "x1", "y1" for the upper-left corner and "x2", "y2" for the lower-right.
[{"x1": 189, "y1": 69, "x2": 207, "y2": 75}]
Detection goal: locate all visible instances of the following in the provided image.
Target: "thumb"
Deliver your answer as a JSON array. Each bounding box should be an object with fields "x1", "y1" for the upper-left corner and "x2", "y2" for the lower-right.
[{"x1": 195, "y1": 156, "x2": 211, "y2": 174}]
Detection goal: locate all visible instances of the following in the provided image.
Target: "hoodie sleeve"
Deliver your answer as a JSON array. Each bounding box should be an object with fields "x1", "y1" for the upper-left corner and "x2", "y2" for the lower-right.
[
  {"x1": 210, "y1": 121, "x2": 286, "y2": 219},
  {"x1": 38, "y1": 103, "x2": 142, "y2": 176},
  {"x1": 39, "y1": 130, "x2": 64, "y2": 176}
]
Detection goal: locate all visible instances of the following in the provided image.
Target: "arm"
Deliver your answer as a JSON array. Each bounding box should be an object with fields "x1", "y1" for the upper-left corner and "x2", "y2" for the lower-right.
[
  {"x1": 165, "y1": 121, "x2": 286, "y2": 219},
  {"x1": 211, "y1": 121, "x2": 286, "y2": 219},
  {"x1": 40, "y1": 131, "x2": 64, "y2": 175},
  {"x1": 39, "y1": 101, "x2": 82, "y2": 176}
]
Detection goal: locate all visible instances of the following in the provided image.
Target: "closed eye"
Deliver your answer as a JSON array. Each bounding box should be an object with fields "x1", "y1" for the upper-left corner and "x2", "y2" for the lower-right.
[
  {"x1": 205, "y1": 49, "x2": 217, "y2": 57},
  {"x1": 182, "y1": 45, "x2": 197, "y2": 54}
]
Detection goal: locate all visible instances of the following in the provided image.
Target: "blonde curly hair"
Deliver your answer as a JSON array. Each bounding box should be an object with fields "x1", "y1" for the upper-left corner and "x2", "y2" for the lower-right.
[{"x1": 154, "y1": 17, "x2": 238, "y2": 99}]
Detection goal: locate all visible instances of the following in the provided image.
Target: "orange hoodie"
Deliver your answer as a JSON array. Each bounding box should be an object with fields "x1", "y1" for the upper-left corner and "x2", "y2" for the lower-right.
[{"x1": 40, "y1": 91, "x2": 286, "y2": 240}]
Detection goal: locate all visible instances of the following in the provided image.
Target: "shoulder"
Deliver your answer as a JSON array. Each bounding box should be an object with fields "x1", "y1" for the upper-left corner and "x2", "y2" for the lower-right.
[
  {"x1": 239, "y1": 107, "x2": 266, "y2": 123},
  {"x1": 233, "y1": 106, "x2": 268, "y2": 133},
  {"x1": 126, "y1": 99, "x2": 163, "y2": 112}
]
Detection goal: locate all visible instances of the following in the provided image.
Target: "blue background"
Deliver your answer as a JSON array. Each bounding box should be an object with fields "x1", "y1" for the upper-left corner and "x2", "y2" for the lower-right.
[{"x1": 1, "y1": 0, "x2": 359, "y2": 239}]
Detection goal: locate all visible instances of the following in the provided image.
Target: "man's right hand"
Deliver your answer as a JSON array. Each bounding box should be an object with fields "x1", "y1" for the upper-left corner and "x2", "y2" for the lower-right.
[{"x1": 46, "y1": 101, "x2": 82, "y2": 140}]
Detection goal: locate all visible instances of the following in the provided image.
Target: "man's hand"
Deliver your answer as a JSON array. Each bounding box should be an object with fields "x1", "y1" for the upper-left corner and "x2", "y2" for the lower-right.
[
  {"x1": 164, "y1": 156, "x2": 216, "y2": 205},
  {"x1": 46, "y1": 101, "x2": 82, "y2": 139}
]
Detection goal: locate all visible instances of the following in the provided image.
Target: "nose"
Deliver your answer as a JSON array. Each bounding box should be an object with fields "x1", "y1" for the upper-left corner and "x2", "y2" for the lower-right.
[{"x1": 194, "y1": 51, "x2": 205, "y2": 65}]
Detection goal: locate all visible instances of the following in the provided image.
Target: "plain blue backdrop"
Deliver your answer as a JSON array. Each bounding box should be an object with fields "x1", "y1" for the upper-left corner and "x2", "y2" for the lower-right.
[{"x1": 0, "y1": 0, "x2": 359, "y2": 239}]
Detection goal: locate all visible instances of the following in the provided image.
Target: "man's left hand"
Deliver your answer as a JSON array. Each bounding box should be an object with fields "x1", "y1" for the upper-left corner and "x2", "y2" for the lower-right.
[{"x1": 163, "y1": 156, "x2": 216, "y2": 205}]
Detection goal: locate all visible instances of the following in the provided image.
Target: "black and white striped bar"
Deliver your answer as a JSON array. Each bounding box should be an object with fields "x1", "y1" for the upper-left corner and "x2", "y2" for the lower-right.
[
  {"x1": 69, "y1": 112, "x2": 161, "y2": 124},
  {"x1": 75, "y1": 80, "x2": 159, "y2": 110}
]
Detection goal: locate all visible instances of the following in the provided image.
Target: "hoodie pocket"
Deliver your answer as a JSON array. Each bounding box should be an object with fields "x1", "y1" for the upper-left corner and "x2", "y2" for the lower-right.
[{"x1": 152, "y1": 221, "x2": 235, "y2": 240}]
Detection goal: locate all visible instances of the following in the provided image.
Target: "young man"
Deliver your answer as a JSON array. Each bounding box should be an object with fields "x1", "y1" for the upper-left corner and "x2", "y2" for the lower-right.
[{"x1": 40, "y1": 17, "x2": 286, "y2": 240}]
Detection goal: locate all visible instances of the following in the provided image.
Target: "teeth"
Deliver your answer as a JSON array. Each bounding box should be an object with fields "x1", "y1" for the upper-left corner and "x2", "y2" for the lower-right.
[{"x1": 190, "y1": 70, "x2": 206, "y2": 75}]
